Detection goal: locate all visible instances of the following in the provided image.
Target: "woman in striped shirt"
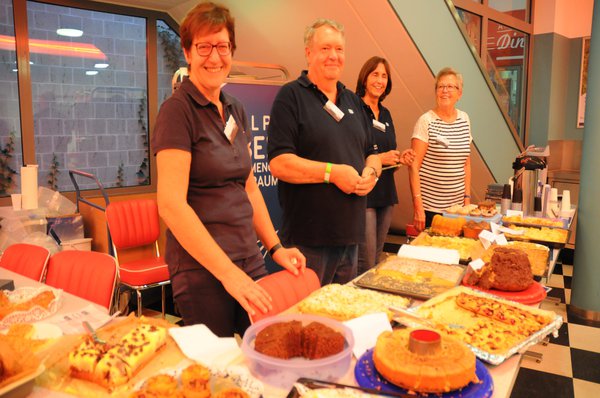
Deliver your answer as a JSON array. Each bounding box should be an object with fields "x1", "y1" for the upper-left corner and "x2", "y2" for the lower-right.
[{"x1": 409, "y1": 67, "x2": 472, "y2": 231}]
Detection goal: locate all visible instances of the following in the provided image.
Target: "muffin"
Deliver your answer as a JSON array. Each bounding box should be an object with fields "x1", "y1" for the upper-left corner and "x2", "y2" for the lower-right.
[
  {"x1": 213, "y1": 387, "x2": 249, "y2": 398},
  {"x1": 181, "y1": 363, "x2": 211, "y2": 398},
  {"x1": 143, "y1": 374, "x2": 179, "y2": 397}
]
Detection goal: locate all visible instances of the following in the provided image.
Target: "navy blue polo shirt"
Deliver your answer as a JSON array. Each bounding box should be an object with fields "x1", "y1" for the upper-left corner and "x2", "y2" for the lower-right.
[
  {"x1": 152, "y1": 78, "x2": 258, "y2": 263},
  {"x1": 267, "y1": 71, "x2": 377, "y2": 246},
  {"x1": 362, "y1": 100, "x2": 399, "y2": 208}
]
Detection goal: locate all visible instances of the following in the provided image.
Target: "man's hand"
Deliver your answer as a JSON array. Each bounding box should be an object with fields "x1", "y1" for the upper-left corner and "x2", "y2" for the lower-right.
[
  {"x1": 330, "y1": 164, "x2": 360, "y2": 194},
  {"x1": 354, "y1": 167, "x2": 378, "y2": 196}
]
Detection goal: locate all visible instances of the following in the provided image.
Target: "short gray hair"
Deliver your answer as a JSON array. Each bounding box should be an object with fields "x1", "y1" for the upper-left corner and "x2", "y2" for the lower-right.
[
  {"x1": 435, "y1": 67, "x2": 463, "y2": 89},
  {"x1": 304, "y1": 18, "x2": 345, "y2": 47}
]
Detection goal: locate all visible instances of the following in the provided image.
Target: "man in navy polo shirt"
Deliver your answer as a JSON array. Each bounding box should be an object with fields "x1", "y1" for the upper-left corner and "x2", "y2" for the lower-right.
[{"x1": 267, "y1": 18, "x2": 381, "y2": 285}]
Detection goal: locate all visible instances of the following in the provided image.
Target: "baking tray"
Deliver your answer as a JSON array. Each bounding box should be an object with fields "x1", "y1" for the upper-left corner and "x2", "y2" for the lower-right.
[
  {"x1": 501, "y1": 216, "x2": 568, "y2": 229},
  {"x1": 410, "y1": 232, "x2": 485, "y2": 264},
  {"x1": 502, "y1": 224, "x2": 570, "y2": 249},
  {"x1": 355, "y1": 256, "x2": 466, "y2": 300},
  {"x1": 400, "y1": 286, "x2": 563, "y2": 365},
  {"x1": 287, "y1": 377, "x2": 413, "y2": 397}
]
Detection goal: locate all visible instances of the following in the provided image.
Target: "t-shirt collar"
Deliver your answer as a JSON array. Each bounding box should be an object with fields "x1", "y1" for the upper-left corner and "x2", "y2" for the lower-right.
[
  {"x1": 299, "y1": 70, "x2": 346, "y2": 103},
  {"x1": 180, "y1": 77, "x2": 232, "y2": 109}
]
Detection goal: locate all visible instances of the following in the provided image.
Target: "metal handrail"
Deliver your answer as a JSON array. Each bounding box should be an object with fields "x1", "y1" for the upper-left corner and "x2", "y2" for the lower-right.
[{"x1": 68, "y1": 169, "x2": 113, "y2": 255}]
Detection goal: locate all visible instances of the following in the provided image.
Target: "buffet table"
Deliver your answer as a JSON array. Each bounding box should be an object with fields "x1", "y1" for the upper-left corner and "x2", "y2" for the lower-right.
[{"x1": 1, "y1": 268, "x2": 524, "y2": 398}]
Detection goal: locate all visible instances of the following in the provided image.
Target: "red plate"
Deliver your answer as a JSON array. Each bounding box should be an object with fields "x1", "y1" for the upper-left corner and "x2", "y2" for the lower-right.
[{"x1": 462, "y1": 275, "x2": 547, "y2": 305}]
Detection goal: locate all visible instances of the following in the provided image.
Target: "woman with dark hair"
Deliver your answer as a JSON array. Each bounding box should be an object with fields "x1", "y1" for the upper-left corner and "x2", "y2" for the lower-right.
[
  {"x1": 152, "y1": 2, "x2": 305, "y2": 337},
  {"x1": 355, "y1": 56, "x2": 414, "y2": 274}
]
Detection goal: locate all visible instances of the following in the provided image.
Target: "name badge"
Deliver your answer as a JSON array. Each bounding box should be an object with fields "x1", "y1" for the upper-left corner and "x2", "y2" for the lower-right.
[
  {"x1": 372, "y1": 119, "x2": 386, "y2": 132},
  {"x1": 224, "y1": 115, "x2": 238, "y2": 143},
  {"x1": 433, "y1": 135, "x2": 449, "y2": 148},
  {"x1": 323, "y1": 100, "x2": 344, "y2": 122}
]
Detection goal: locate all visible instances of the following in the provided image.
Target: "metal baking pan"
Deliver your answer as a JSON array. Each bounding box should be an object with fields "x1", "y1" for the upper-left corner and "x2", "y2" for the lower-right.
[
  {"x1": 502, "y1": 223, "x2": 570, "y2": 249},
  {"x1": 401, "y1": 286, "x2": 563, "y2": 365},
  {"x1": 355, "y1": 257, "x2": 466, "y2": 300}
]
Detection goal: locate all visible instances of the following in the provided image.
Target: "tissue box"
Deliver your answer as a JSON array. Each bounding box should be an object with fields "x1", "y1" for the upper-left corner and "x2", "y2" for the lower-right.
[{"x1": 46, "y1": 214, "x2": 84, "y2": 243}]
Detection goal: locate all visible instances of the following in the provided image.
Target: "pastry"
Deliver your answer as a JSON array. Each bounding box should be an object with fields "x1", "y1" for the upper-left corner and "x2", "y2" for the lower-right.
[
  {"x1": 373, "y1": 329, "x2": 477, "y2": 393},
  {"x1": 298, "y1": 284, "x2": 409, "y2": 321},
  {"x1": 214, "y1": 387, "x2": 250, "y2": 398},
  {"x1": 143, "y1": 373, "x2": 178, "y2": 397},
  {"x1": 254, "y1": 320, "x2": 345, "y2": 360},
  {"x1": 429, "y1": 215, "x2": 466, "y2": 237},
  {"x1": 467, "y1": 247, "x2": 533, "y2": 291},
  {"x1": 70, "y1": 324, "x2": 168, "y2": 389}
]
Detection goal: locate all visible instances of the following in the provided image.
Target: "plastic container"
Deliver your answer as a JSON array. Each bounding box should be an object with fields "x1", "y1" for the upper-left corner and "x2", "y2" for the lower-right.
[
  {"x1": 241, "y1": 313, "x2": 354, "y2": 390},
  {"x1": 60, "y1": 238, "x2": 92, "y2": 251}
]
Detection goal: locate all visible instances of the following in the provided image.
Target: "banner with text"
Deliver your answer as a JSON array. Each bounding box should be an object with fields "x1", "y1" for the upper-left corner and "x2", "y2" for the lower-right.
[{"x1": 223, "y1": 82, "x2": 283, "y2": 272}]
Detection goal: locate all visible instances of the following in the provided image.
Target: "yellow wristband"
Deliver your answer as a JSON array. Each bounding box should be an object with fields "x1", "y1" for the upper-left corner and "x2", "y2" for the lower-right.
[{"x1": 324, "y1": 162, "x2": 332, "y2": 184}]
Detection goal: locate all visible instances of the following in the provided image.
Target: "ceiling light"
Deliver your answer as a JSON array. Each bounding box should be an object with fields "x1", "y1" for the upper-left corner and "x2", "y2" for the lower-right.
[
  {"x1": 85, "y1": 70, "x2": 98, "y2": 76},
  {"x1": 56, "y1": 28, "x2": 83, "y2": 38},
  {"x1": 94, "y1": 63, "x2": 109, "y2": 69},
  {"x1": 11, "y1": 68, "x2": 17, "y2": 72}
]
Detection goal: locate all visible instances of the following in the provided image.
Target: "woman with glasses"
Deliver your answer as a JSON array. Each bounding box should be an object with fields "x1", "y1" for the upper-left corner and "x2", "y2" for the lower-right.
[
  {"x1": 152, "y1": 1, "x2": 305, "y2": 337},
  {"x1": 408, "y1": 67, "x2": 472, "y2": 231},
  {"x1": 355, "y1": 56, "x2": 414, "y2": 274}
]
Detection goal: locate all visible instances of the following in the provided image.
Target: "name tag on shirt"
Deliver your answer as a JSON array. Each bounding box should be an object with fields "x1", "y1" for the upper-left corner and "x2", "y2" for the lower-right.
[
  {"x1": 323, "y1": 100, "x2": 345, "y2": 122},
  {"x1": 372, "y1": 119, "x2": 386, "y2": 132},
  {"x1": 224, "y1": 115, "x2": 238, "y2": 143},
  {"x1": 432, "y1": 135, "x2": 449, "y2": 148}
]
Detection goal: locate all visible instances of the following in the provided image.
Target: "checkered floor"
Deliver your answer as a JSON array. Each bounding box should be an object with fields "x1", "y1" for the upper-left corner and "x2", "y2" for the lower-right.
[{"x1": 510, "y1": 250, "x2": 600, "y2": 398}]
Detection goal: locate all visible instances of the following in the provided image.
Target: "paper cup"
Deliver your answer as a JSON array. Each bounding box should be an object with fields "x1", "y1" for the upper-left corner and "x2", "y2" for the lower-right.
[
  {"x1": 560, "y1": 190, "x2": 571, "y2": 218},
  {"x1": 11, "y1": 193, "x2": 22, "y2": 211}
]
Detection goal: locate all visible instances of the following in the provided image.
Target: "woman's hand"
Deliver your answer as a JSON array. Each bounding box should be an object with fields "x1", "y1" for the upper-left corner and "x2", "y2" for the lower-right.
[
  {"x1": 273, "y1": 247, "x2": 306, "y2": 275},
  {"x1": 399, "y1": 149, "x2": 416, "y2": 166},
  {"x1": 379, "y1": 150, "x2": 401, "y2": 166},
  {"x1": 413, "y1": 204, "x2": 426, "y2": 231},
  {"x1": 220, "y1": 268, "x2": 273, "y2": 317}
]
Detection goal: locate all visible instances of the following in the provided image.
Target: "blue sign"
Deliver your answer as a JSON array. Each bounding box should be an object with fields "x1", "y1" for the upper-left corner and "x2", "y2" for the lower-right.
[{"x1": 222, "y1": 82, "x2": 283, "y2": 272}]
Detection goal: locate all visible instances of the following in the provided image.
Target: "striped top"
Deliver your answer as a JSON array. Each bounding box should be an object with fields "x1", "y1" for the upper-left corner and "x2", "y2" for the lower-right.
[{"x1": 412, "y1": 109, "x2": 472, "y2": 212}]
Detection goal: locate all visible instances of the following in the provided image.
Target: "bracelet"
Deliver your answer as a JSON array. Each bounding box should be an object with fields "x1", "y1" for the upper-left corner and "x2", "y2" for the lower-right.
[
  {"x1": 324, "y1": 162, "x2": 332, "y2": 184},
  {"x1": 464, "y1": 194, "x2": 471, "y2": 198},
  {"x1": 269, "y1": 242, "x2": 283, "y2": 257}
]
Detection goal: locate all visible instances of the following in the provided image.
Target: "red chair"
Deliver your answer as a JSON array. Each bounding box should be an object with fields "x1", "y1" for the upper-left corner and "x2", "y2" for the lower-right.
[
  {"x1": 105, "y1": 199, "x2": 170, "y2": 317},
  {"x1": 45, "y1": 250, "x2": 117, "y2": 311},
  {"x1": 249, "y1": 268, "x2": 321, "y2": 323},
  {"x1": 0, "y1": 243, "x2": 51, "y2": 282}
]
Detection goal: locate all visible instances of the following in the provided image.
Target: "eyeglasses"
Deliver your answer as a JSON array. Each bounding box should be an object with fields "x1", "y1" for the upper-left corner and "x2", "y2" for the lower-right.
[
  {"x1": 194, "y1": 42, "x2": 231, "y2": 57},
  {"x1": 437, "y1": 84, "x2": 459, "y2": 92}
]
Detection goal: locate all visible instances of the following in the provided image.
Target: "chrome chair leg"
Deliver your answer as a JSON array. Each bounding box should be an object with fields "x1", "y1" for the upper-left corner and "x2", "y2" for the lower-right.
[
  {"x1": 137, "y1": 289, "x2": 143, "y2": 317},
  {"x1": 161, "y1": 285, "x2": 166, "y2": 319}
]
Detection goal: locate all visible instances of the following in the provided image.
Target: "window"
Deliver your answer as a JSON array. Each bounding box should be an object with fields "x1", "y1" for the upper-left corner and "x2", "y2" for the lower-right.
[
  {"x1": 455, "y1": 0, "x2": 532, "y2": 143},
  {"x1": 487, "y1": 20, "x2": 527, "y2": 134},
  {"x1": 156, "y1": 20, "x2": 185, "y2": 107},
  {"x1": 488, "y1": 0, "x2": 530, "y2": 22},
  {"x1": 0, "y1": 0, "x2": 23, "y2": 196},
  {"x1": 27, "y1": 1, "x2": 149, "y2": 191},
  {"x1": 456, "y1": 9, "x2": 482, "y2": 55}
]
